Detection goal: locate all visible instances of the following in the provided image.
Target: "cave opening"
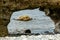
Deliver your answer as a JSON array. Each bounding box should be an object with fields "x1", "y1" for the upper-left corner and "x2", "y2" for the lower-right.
[{"x1": 25, "y1": 29, "x2": 31, "y2": 34}]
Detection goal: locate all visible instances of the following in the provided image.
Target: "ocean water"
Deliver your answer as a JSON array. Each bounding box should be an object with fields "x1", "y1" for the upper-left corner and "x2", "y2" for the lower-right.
[{"x1": 7, "y1": 8, "x2": 55, "y2": 34}]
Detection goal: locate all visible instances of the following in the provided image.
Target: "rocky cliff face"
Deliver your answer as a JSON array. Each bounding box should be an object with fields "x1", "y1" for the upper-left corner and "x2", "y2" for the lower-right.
[{"x1": 0, "y1": 0, "x2": 60, "y2": 36}]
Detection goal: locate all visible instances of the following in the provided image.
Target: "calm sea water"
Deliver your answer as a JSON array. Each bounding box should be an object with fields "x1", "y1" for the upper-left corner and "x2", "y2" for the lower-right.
[{"x1": 7, "y1": 8, "x2": 55, "y2": 34}]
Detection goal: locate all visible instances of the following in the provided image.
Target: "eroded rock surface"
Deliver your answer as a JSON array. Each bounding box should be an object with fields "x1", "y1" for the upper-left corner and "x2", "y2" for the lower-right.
[{"x1": 0, "y1": 0, "x2": 60, "y2": 36}]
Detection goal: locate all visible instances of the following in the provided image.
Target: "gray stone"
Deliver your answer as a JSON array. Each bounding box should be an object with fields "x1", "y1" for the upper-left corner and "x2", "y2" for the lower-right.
[{"x1": 7, "y1": 8, "x2": 55, "y2": 34}]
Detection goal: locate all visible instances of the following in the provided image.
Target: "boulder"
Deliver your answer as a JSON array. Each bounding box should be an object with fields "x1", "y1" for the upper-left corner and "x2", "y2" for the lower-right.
[{"x1": 0, "y1": 0, "x2": 60, "y2": 36}]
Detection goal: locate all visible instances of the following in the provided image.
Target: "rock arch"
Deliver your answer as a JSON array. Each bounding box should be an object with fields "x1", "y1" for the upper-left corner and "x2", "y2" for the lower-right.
[{"x1": 0, "y1": 0, "x2": 60, "y2": 36}]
